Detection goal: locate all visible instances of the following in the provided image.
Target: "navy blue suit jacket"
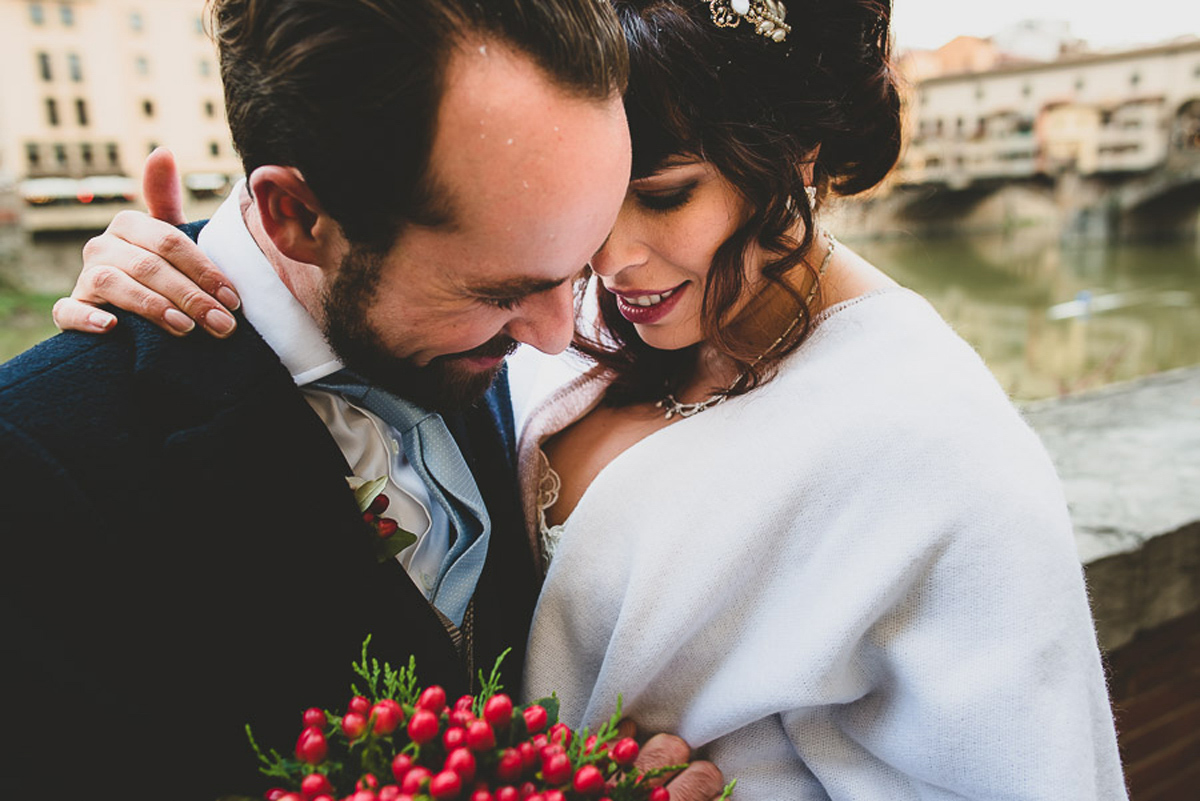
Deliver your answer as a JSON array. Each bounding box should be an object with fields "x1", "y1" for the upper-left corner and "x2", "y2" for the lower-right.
[{"x1": 0, "y1": 234, "x2": 540, "y2": 798}]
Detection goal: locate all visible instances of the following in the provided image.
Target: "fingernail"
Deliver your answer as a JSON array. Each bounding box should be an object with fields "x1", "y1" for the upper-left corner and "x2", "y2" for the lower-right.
[
  {"x1": 164, "y1": 308, "x2": 195, "y2": 333},
  {"x1": 204, "y1": 308, "x2": 236, "y2": 336},
  {"x1": 216, "y1": 285, "x2": 241, "y2": 311},
  {"x1": 88, "y1": 311, "x2": 116, "y2": 331}
]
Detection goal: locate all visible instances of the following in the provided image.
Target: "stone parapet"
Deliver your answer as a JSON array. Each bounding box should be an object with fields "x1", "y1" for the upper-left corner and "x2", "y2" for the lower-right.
[{"x1": 1022, "y1": 365, "x2": 1200, "y2": 651}]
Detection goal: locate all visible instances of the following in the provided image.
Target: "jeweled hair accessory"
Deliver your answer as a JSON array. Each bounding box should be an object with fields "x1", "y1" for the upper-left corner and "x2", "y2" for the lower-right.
[{"x1": 708, "y1": 0, "x2": 792, "y2": 43}]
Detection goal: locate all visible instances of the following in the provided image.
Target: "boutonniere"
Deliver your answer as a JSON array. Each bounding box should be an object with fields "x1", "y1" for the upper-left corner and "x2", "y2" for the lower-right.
[{"x1": 348, "y1": 476, "x2": 418, "y2": 562}]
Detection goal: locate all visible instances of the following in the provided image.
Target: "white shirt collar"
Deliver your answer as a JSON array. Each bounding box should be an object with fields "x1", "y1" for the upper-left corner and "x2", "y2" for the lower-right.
[{"x1": 197, "y1": 180, "x2": 343, "y2": 386}]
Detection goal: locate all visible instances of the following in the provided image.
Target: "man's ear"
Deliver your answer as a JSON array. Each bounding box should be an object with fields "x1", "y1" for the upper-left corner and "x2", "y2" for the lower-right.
[{"x1": 248, "y1": 166, "x2": 341, "y2": 265}]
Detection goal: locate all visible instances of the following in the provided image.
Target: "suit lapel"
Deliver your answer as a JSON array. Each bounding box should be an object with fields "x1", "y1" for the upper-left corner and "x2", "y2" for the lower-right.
[{"x1": 152, "y1": 321, "x2": 469, "y2": 690}]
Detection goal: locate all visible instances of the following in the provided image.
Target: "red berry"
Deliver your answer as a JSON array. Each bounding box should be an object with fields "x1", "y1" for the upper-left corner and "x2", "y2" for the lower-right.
[
  {"x1": 407, "y1": 709, "x2": 440, "y2": 744},
  {"x1": 302, "y1": 707, "x2": 326, "y2": 728},
  {"x1": 548, "y1": 723, "x2": 571, "y2": 747},
  {"x1": 429, "y1": 769, "x2": 463, "y2": 799},
  {"x1": 450, "y1": 709, "x2": 475, "y2": 727},
  {"x1": 371, "y1": 699, "x2": 405, "y2": 735},
  {"x1": 392, "y1": 753, "x2": 414, "y2": 782},
  {"x1": 302, "y1": 773, "x2": 334, "y2": 799},
  {"x1": 541, "y1": 752, "x2": 572, "y2": 786},
  {"x1": 522, "y1": 705, "x2": 548, "y2": 733},
  {"x1": 378, "y1": 788, "x2": 401, "y2": 801},
  {"x1": 443, "y1": 725, "x2": 467, "y2": 750},
  {"x1": 444, "y1": 747, "x2": 477, "y2": 783},
  {"x1": 401, "y1": 766, "x2": 432, "y2": 795},
  {"x1": 342, "y1": 711, "x2": 368, "y2": 740},
  {"x1": 609, "y1": 737, "x2": 638, "y2": 767},
  {"x1": 539, "y1": 744, "x2": 565, "y2": 763},
  {"x1": 276, "y1": 795, "x2": 303, "y2": 801},
  {"x1": 495, "y1": 787, "x2": 519, "y2": 801},
  {"x1": 417, "y1": 685, "x2": 448, "y2": 713},
  {"x1": 483, "y1": 694, "x2": 514, "y2": 728},
  {"x1": 496, "y1": 747, "x2": 524, "y2": 782},
  {"x1": 349, "y1": 695, "x2": 372, "y2": 716},
  {"x1": 311, "y1": 796, "x2": 334, "y2": 801},
  {"x1": 351, "y1": 792, "x2": 378, "y2": 801},
  {"x1": 454, "y1": 695, "x2": 474, "y2": 713},
  {"x1": 518, "y1": 740, "x2": 538, "y2": 769},
  {"x1": 544, "y1": 792, "x2": 566, "y2": 801},
  {"x1": 572, "y1": 765, "x2": 604, "y2": 796},
  {"x1": 295, "y1": 725, "x2": 328, "y2": 764},
  {"x1": 531, "y1": 734, "x2": 549, "y2": 749},
  {"x1": 471, "y1": 791, "x2": 494, "y2": 801},
  {"x1": 377, "y1": 518, "x2": 400, "y2": 538},
  {"x1": 357, "y1": 775, "x2": 380, "y2": 792},
  {"x1": 266, "y1": 789, "x2": 288, "y2": 801},
  {"x1": 363, "y1": 511, "x2": 376, "y2": 524},
  {"x1": 465, "y1": 719, "x2": 496, "y2": 750},
  {"x1": 517, "y1": 783, "x2": 537, "y2": 800},
  {"x1": 369, "y1": 493, "x2": 391, "y2": 514},
  {"x1": 649, "y1": 789, "x2": 670, "y2": 801},
  {"x1": 525, "y1": 796, "x2": 545, "y2": 801}
]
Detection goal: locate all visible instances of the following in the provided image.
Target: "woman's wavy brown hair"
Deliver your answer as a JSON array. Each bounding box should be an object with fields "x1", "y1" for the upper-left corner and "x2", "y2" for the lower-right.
[{"x1": 577, "y1": 0, "x2": 902, "y2": 405}]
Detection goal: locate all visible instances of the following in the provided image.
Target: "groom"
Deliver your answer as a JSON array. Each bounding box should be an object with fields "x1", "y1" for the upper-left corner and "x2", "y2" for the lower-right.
[{"x1": 0, "y1": 1, "x2": 718, "y2": 798}]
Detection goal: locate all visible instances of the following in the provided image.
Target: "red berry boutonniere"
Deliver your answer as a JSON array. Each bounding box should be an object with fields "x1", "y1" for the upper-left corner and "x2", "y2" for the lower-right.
[{"x1": 349, "y1": 477, "x2": 418, "y2": 563}]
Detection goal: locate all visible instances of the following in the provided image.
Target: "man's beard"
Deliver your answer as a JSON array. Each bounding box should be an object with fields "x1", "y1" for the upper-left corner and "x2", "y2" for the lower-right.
[{"x1": 322, "y1": 245, "x2": 517, "y2": 412}]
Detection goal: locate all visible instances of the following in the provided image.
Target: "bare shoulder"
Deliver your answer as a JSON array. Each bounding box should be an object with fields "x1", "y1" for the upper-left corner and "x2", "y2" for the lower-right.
[{"x1": 817, "y1": 241, "x2": 898, "y2": 310}]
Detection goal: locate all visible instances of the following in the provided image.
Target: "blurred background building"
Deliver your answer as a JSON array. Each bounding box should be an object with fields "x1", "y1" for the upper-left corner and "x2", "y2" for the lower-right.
[{"x1": 0, "y1": 0, "x2": 238, "y2": 231}]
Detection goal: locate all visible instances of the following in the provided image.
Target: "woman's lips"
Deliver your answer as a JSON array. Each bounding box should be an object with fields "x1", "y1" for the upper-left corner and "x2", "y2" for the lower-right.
[{"x1": 612, "y1": 283, "x2": 688, "y2": 325}]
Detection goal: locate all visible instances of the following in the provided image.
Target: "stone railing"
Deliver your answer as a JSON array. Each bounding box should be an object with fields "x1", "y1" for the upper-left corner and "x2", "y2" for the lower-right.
[{"x1": 1022, "y1": 365, "x2": 1200, "y2": 800}]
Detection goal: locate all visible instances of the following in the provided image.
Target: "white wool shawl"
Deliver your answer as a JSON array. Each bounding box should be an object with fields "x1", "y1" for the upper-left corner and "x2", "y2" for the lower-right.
[{"x1": 519, "y1": 288, "x2": 1127, "y2": 800}]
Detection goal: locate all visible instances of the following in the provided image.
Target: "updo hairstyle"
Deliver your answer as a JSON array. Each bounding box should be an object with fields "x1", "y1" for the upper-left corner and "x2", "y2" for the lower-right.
[{"x1": 578, "y1": 0, "x2": 902, "y2": 405}]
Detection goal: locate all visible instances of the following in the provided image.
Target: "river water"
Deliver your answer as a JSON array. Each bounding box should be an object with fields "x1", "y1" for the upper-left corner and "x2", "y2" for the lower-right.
[
  {"x1": 854, "y1": 230, "x2": 1200, "y2": 400},
  {"x1": 2, "y1": 226, "x2": 1198, "y2": 400}
]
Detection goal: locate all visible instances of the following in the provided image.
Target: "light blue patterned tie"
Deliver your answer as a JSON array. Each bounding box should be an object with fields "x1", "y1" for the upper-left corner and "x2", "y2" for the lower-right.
[{"x1": 313, "y1": 370, "x2": 490, "y2": 627}]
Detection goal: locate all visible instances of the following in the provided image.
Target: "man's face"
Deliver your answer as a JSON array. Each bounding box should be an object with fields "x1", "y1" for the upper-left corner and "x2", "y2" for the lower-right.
[{"x1": 323, "y1": 42, "x2": 631, "y2": 411}]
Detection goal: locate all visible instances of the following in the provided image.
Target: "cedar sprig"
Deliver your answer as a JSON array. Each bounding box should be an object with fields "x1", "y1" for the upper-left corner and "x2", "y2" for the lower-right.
[
  {"x1": 350, "y1": 634, "x2": 419, "y2": 705},
  {"x1": 473, "y1": 646, "x2": 513, "y2": 716},
  {"x1": 245, "y1": 724, "x2": 293, "y2": 781}
]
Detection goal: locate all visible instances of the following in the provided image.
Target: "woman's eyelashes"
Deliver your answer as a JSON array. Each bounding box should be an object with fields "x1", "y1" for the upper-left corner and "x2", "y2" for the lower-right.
[{"x1": 634, "y1": 181, "x2": 696, "y2": 212}]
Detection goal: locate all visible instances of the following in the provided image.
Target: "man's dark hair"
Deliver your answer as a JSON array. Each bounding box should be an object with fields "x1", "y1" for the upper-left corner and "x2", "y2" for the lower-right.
[{"x1": 209, "y1": 0, "x2": 628, "y2": 250}]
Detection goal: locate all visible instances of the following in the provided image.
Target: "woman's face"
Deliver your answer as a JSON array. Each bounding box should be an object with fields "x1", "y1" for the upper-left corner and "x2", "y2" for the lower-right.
[{"x1": 590, "y1": 157, "x2": 756, "y2": 351}]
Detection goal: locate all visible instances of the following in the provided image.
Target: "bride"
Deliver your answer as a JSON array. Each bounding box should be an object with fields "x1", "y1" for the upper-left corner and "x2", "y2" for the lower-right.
[{"x1": 55, "y1": 1, "x2": 1126, "y2": 798}]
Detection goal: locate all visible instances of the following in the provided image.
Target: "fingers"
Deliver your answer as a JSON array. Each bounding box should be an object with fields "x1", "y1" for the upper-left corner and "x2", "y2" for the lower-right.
[
  {"x1": 68, "y1": 265, "x2": 197, "y2": 336},
  {"x1": 635, "y1": 733, "x2": 691, "y2": 775},
  {"x1": 142, "y1": 147, "x2": 186, "y2": 225},
  {"x1": 633, "y1": 732, "x2": 726, "y2": 800},
  {"x1": 75, "y1": 211, "x2": 239, "y2": 337},
  {"x1": 663, "y1": 760, "x2": 727, "y2": 801},
  {"x1": 52, "y1": 298, "x2": 116, "y2": 334}
]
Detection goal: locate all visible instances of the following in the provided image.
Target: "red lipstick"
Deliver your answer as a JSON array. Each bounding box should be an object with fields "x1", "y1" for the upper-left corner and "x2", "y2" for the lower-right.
[{"x1": 612, "y1": 283, "x2": 688, "y2": 325}]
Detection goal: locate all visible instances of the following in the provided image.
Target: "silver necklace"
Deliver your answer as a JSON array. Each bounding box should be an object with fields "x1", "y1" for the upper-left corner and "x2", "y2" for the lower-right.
[{"x1": 656, "y1": 229, "x2": 837, "y2": 420}]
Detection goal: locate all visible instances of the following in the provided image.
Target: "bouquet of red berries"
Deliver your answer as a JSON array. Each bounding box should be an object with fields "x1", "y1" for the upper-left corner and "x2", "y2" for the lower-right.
[{"x1": 248, "y1": 638, "x2": 730, "y2": 801}]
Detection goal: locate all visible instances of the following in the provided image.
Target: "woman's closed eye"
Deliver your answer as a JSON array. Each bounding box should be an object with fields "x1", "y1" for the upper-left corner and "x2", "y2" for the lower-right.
[{"x1": 635, "y1": 182, "x2": 696, "y2": 212}]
